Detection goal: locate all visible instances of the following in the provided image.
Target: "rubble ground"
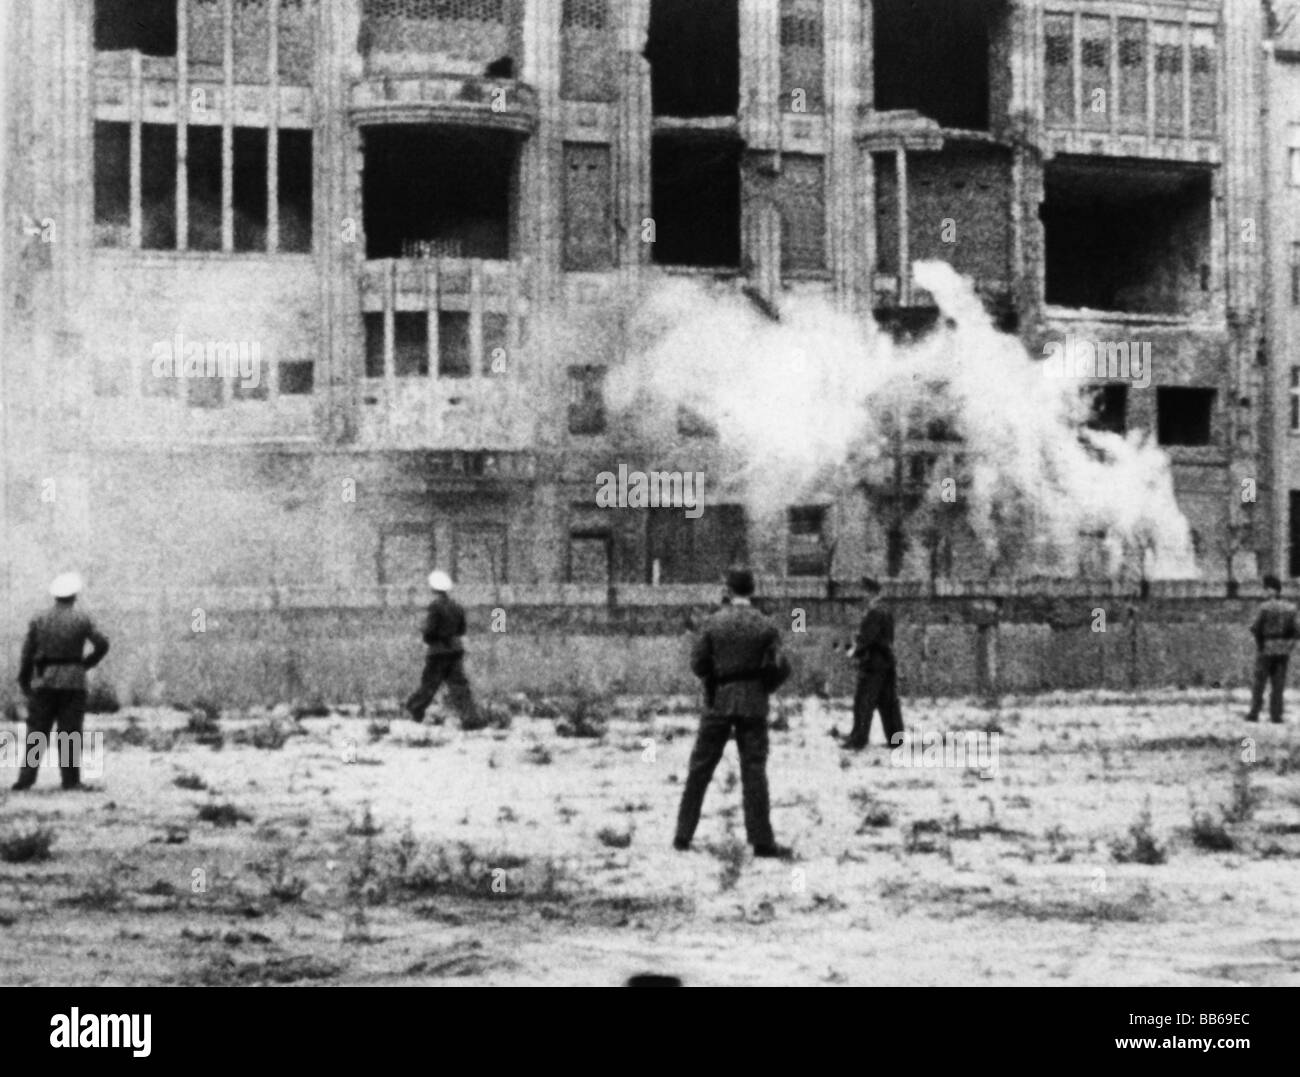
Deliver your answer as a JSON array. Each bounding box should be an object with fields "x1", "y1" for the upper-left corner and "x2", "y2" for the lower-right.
[{"x1": 1, "y1": 690, "x2": 1297, "y2": 986}]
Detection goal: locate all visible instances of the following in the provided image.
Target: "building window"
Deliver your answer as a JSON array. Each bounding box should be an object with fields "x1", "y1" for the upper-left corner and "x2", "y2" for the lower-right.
[
  {"x1": 1152, "y1": 23, "x2": 1183, "y2": 135},
  {"x1": 563, "y1": 144, "x2": 614, "y2": 271},
  {"x1": 362, "y1": 125, "x2": 516, "y2": 261},
  {"x1": 1044, "y1": 15, "x2": 1074, "y2": 127},
  {"x1": 279, "y1": 360, "x2": 315, "y2": 396},
  {"x1": 568, "y1": 365, "x2": 607, "y2": 435},
  {"x1": 93, "y1": 122, "x2": 130, "y2": 248},
  {"x1": 1118, "y1": 19, "x2": 1147, "y2": 131},
  {"x1": 780, "y1": 0, "x2": 824, "y2": 113},
  {"x1": 438, "y1": 312, "x2": 472, "y2": 378},
  {"x1": 1085, "y1": 383, "x2": 1128, "y2": 436},
  {"x1": 561, "y1": 0, "x2": 616, "y2": 102},
  {"x1": 1156, "y1": 387, "x2": 1215, "y2": 447},
  {"x1": 233, "y1": 127, "x2": 269, "y2": 252},
  {"x1": 780, "y1": 155, "x2": 826, "y2": 273},
  {"x1": 1079, "y1": 17, "x2": 1110, "y2": 130},
  {"x1": 1292, "y1": 243, "x2": 1300, "y2": 307},
  {"x1": 94, "y1": 0, "x2": 177, "y2": 55},
  {"x1": 364, "y1": 313, "x2": 386, "y2": 378},
  {"x1": 787, "y1": 505, "x2": 829, "y2": 576},
  {"x1": 454, "y1": 524, "x2": 509, "y2": 584},
  {"x1": 394, "y1": 312, "x2": 429, "y2": 378},
  {"x1": 568, "y1": 529, "x2": 612, "y2": 584},
  {"x1": 1290, "y1": 131, "x2": 1300, "y2": 186},
  {"x1": 482, "y1": 313, "x2": 509, "y2": 376},
  {"x1": 1189, "y1": 27, "x2": 1216, "y2": 135},
  {"x1": 651, "y1": 135, "x2": 741, "y2": 268},
  {"x1": 1290, "y1": 368, "x2": 1300, "y2": 433},
  {"x1": 647, "y1": 0, "x2": 740, "y2": 118}
]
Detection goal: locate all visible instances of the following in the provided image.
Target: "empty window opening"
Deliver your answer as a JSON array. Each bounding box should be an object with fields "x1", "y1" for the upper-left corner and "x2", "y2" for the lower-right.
[
  {"x1": 234, "y1": 127, "x2": 268, "y2": 252},
  {"x1": 1290, "y1": 492, "x2": 1300, "y2": 578},
  {"x1": 394, "y1": 313, "x2": 429, "y2": 377},
  {"x1": 279, "y1": 360, "x2": 315, "y2": 395},
  {"x1": 873, "y1": 0, "x2": 999, "y2": 131},
  {"x1": 188, "y1": 125, "x2": 223, "y2": 252},
  {"x1": 646, "y1": 0, "x2": 739, "y2": 118},
  {"x1": 94, "y1": 122, "x2": 130, "y2": 247},
  {"x1": 1156, "y1": 387, "x2": 1215, "y2": 447},
  {"x1": 780, "y1": 0, "x2": 824, "y2": 113},
  {"x1": 1085, "y1": 384, "x2": 1128, "y2": 436},
  {"x1": 1079, "y1": 17, "x2": 1110, "y2": 131},
  {"x1": 141, "y1": 124, "x2": 178, "y2": 250},
  {"x1": 362, "y1": 126, "x2": 517, "y2": 260},
  {"x1": 1292, "y1": 243, "x2": 1300, "y2": 307},
  {"x1": 364, "y1": 313, "x2": 386, "y2": 377},
  {"x1": 651, "y1": 135, "x2": 741, "y2": 268},
  {"x1": 787, "y1": 505, "x2": 829, "y2": 577},
  {"x1": 189, "y1": 0, "x2": 225, "y2": 79},
  {"x1": 95, "y1": 0, "x2": 177, "y2": 55},
  {"x1": 1043, "y1": 159, "x2": 1211, "y2": 315},
  {"x1": 278, "y1": 129, "x2": 313, "y2": 253},
  {"x1": 438, "y1": 312, "x2": 472, "y2": 378},
  {"x1": 568, "y1": 365, "x2": 607, "y2": 435},
  {"x1": 188, "y1": 372, "x2": 224, "y2": 410},
  {"x1": 568, "y1": 529, "x2": 612, "y2": 584}
]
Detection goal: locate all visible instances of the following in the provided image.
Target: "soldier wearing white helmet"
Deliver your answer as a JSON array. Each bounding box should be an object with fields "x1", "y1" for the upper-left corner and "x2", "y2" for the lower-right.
[
  {"x1": 14, "y1": 573, "x2": 110, "y2": 791},
  {"x1": 404, "y1": 570, "x2": 478, "y2": 727}
]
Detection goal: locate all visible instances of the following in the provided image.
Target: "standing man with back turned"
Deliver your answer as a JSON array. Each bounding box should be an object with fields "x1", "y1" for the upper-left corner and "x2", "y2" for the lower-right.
[
  {"x1": 674, "y1": 568, "x2": 793, "y2": 859},
  {"x1": 14, "y1": 572, "x2": 110, "y2": 791},
  {"x1": 843, "y1": 576, "x2": 904, "y2": 750},
  {"x1": 405, "y1": 570, "x2": 478, "y2": 728},
  {"x1": 1246, "y1": 574, "x2": 1298, "y2": 723}
]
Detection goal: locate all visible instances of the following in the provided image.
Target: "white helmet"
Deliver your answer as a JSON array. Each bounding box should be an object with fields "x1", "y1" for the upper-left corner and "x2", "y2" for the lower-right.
[
  {"x1": 428, "y1": 570, "x2": 453, "y2": 593},
  {"x1": 50, "y1": 572, "x2": 83, "y2": 599}
]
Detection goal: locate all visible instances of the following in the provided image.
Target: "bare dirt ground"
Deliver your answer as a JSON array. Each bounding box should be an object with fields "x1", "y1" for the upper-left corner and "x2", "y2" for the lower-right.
[{"x1": 1, "y1": 689, "x2": 1298, "y2": 987}]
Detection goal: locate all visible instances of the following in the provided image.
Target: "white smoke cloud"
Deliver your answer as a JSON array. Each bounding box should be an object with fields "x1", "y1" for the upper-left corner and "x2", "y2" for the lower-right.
[{"x1": 604, "y1": 261, "x2": 1196, "y2": 579}]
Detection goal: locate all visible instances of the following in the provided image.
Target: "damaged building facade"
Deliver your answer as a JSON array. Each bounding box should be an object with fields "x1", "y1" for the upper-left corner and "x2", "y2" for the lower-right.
[{"x1": 0, "y1": 0, "x2": 1283, "y2": 603}]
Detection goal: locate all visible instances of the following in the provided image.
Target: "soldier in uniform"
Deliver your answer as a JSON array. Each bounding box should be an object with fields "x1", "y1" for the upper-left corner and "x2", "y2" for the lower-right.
[
  {"x1": 674, "y1": 568, "x2": 793, "y2": 859},
  {"x1": 405, "y1": 570, "x2": 478, "y2": 728},
  {"x1": 1246, "y1": 574, "x2": 1298, "y2": 723},
  {"x1": 14, "y1": 573, "x2": 110, "y2": 791},
  {"x1": 843, "y1": 576, "x2": 904, "y2": 750}
]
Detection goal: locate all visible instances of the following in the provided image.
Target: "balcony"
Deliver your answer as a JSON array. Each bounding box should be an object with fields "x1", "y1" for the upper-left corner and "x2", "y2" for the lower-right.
[{"x1": 349, "y1": 73, "x2": 538, "y2": 135}]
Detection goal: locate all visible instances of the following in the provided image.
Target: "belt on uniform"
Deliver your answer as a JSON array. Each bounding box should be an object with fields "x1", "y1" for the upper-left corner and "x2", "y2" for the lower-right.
[
  {"x1": 714, "y1": 670, "x2": 764, "y2": 686},
  {"x1": 37, "y1": 659, "x2": 83, "y2": 667}
]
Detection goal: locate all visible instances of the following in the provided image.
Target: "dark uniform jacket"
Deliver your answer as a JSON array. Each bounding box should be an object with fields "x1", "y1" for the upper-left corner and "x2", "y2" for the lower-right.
[
  {"x1": 18, "y1": 605, "x2": 110, "y2": 693},
  {"x1": 1252, "y1": 597, "x2": 1299, "y2": 657},
  {"x1": 422, "y1": 596, "x2": 467, "y2": 656},
  {"x1": 691, "y1": 602, "x2": 790, "y2": 719},
  {"x1": 853, "y1": 607, "x2": 896, "y2": 672}
]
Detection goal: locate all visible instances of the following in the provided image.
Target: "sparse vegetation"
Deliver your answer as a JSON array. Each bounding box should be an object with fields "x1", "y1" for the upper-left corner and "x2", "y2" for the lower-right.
[
  {"x1": 554, "y1": 689, "x2": 608, "y2": 739},
  {"x1": 197, "y1": 802, "x2": 253, "y2": 828},
  {"x1": 713, "y1": 836, "x2": 747, "y2": 891},
  {"x1": 0, "y1": 826, "x2": 55, "y2": 863},
  {"x1": 172, "y1": 772, "x2": 207, "y2": 791},
  {"x1": 596, "y1": 826, "x2": 633, "y2": 849},
  {"x1": 1189, "y1": 808, "x2": 1236, "y2": 852},
  {"x1": 1222, "y1": 762, "x2": 1262, "y2": 824},
  {"x1": 525, "y1": 742, "x2": 553, "y2": 765},
  {"x1": 187, "y1": 704, "x2": 223, "y2": 749},
  {"x1": 85, "y1": 681, "x2": 121, "y2": 715},
  {"x1": 1110, "y1": 800, "x2": 1167, "y2": 865}
]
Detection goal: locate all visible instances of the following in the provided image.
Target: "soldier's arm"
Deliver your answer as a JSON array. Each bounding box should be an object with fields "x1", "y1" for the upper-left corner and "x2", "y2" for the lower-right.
[
  {"x1": 83, "y1": 621, "x2": 110, "y2": 669},
  {"x1": 18, "y1": 622, "x2": 37, "y2": 692},
  {"x1": 1251, "y1": 609, "x2": 1265, "y2": 643},
  {"x1": 690, "y1": 629, "x2": 714, "y2": 680},
  {"x1": 421, "y1": 607, "x2": 440, "y2": 645}
]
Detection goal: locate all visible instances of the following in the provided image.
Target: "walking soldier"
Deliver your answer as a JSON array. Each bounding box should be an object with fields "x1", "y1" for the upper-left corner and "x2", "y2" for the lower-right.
[
  {"x1": 14, "y1": 573, "x2": 110, "y2": 791},
  {"x1": 405, "y1": 570, "x2": 478, "y2": 728}
]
